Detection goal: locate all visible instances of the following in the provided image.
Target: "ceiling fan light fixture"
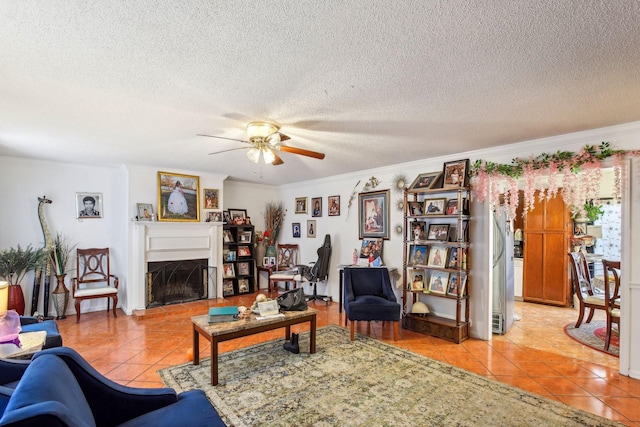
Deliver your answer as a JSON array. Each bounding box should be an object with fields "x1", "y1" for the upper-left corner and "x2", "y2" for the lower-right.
[
  {"x1": 262, "y1": 148, "x2": 276, "y2": 164},
  {"x1": 246, "y1": 147, "x2": 261, "y2": 163},
  {"x1": 246, "y1": 121, "x2": 279, "y2": 140},
  {"x1": 266, "y1": 132, "x2": 282, "y2": 147}
]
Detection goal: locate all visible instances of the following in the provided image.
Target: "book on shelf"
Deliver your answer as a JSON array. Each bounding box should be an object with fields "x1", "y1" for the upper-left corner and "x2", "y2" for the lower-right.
[{"x1": 208, "y1": 306, "x2": 239, "y2": 323}]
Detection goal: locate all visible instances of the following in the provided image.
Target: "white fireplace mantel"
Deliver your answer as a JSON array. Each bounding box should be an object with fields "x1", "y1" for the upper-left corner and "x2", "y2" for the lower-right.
[{"x1": 125, "y1": 221, "x2": 223, "y2": 314}]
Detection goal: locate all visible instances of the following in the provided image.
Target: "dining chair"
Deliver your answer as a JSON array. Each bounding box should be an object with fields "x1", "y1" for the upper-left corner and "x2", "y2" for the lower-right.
[
  {"x1": 72, "y1": 248, "x2": 119, "y2": 322},
  {"x1": 602, "y1": 259, "x2": 621, "y2": 351},
  {"x1": 268, "y1": 244, "x2": 302, "y2": 292},
  {"x1": 567, "y1": 252, "x2": 605, "y2": 328}
]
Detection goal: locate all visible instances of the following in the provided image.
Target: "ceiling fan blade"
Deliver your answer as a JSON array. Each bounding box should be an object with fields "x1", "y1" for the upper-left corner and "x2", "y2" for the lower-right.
[
  {"x1": 278, "y1": 145, "x2": 325, "y2": 160},
  {"x1": 197, "y1": 134, "x2": 249, "y2": 144},
  {"x1": 272, "y1": 152, "x2": 284, "y2": 165},
  {"x1": 208, "y1": 147, "x2": 248, "y2": 155},
  {"x1": 278, "y1": 132, "x2": 291, "y2": 142}
]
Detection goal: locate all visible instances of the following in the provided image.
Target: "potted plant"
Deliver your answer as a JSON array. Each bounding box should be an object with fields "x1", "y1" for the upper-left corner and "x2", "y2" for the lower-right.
[
  {"x1": 0, "y1": 244, "x2": 48, "y2": 315},
  {"x1": 49, "y1": 233, "x2": 75, "y2": 319},
  {"x1": 572, "y1": 201, "x2": 605, "y2": 223}
]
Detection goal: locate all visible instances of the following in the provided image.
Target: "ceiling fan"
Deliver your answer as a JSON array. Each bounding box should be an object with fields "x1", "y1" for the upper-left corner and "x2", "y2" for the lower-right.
[{"x1": 198, "y1": 121, "x2": 325, "y2": 165}]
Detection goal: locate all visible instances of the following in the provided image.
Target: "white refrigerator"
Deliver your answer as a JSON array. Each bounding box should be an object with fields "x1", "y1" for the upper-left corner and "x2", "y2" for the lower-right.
[{"x1": 492, "y1": 209, "x2": 515, "y2": 334}]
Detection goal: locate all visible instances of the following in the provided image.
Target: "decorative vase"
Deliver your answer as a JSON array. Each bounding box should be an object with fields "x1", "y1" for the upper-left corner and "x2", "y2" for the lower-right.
[
  {"x1": 7, "y1": 284, "x2": 25, "y2": 315},
  {"x1": 52, "y1": 274, "x2": 69, "y2": 320},
  {"x1": 255, "y1": 242, "x2": 266, "y2": 266}
]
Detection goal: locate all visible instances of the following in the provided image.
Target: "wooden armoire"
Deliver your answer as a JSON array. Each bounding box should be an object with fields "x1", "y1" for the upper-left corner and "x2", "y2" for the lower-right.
[{"x1": 522, "y1": 191, "x2": 572, "y2": 306}]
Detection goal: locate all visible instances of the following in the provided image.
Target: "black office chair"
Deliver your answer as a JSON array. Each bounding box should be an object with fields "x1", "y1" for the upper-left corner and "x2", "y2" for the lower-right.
[{"x1": 304, "y1": 234, "x2": 332, "y2": 304}]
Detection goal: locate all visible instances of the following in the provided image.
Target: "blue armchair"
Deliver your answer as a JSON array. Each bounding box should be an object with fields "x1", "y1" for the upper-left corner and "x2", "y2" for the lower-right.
[
  {"x1": 343, "y1": 267, "x2": 401, "y2": 341},
  {"x1": 0, "y1": 347, "x2": 224, "y2": 426}
]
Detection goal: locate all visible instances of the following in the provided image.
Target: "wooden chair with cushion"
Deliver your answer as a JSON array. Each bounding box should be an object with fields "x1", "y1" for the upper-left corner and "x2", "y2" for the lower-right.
[
  {"x1": 72, "y1": 248, "x2": 119, "y2": 322},
  {"x1": 602, "y1": 259, "x2": 621, "y2": 351},
  {"x1": 568, "y1": 252, "x2": 605, "y2": 328},
  {"x1": 268, "y1": 244, "x2": 302, "y2": 292}
]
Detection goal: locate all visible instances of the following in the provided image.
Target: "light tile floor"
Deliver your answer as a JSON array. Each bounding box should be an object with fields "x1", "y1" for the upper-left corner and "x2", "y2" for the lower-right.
[{"x1": 55, "y1": 295, "x2": 638, "y2": 426}]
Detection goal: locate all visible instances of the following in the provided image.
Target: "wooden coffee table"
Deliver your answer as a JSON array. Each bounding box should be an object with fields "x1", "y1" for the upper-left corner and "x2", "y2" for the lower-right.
[{"x1": 191, "y1": 307, "x2": 317, "y2": 385}]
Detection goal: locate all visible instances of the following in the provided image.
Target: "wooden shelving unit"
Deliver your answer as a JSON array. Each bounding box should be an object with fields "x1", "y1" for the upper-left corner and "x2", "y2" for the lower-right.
[
  {"x1": 222, "y1": 224, "x2": 255, "y2": 297},
  {"x1": 401, "y1": 186, "x2": 470, "y2": 343}
]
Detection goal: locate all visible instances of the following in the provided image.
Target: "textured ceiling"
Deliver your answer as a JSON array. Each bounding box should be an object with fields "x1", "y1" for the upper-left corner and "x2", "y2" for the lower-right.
[{"x1": 1, "y1": 1, "x2": 639, "y2": 185}]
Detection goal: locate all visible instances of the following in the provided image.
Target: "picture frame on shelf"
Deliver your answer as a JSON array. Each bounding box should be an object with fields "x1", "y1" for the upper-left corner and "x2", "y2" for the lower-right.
[
  {"x1": 427, "y1": 224, "x2": 450, "y2": 241},
  {"x1": 203, "y1": 188, "x2": 219, "y2": 209},
  {"x1": 409, "y1": 244, "x2": 428, "y2": 266},
  {"x1": 446, "y1": 274, "x2": 460, "y2": 296},
  {"x1": 460, "y1": 274, "x2": 468, "y2": 296},
  {"x1": 427, "y1": 245, "x2": 448, "y2": 268},
  {"x1": 358, "y1": 190, "x2": 390, "y2": 239},
  {"x1": 223, "y1": 279, "x2": 234, "y2": 296},
  {"x1": 238, "y1": 246, "x2": 251, "y2": 257},
  {"x1": 238, "y1": 231, "x2": 252, "y2": 243},
  {"x1": 428, "y1": 271, "x2": 449, "y2": 294},
  {"x1": 238, "y1": 262, "x2": 250, "y2": 276},
  {"x1": 307, "y1": 220, "x2": 316, "y2": 238},
  {"x1": 407, "y1": 201, "x2": 424, "y2": 216},
  {"x1": 311, "y1": 197, "x2": 322, "y2": 217},
  {"x1": 268, "y1": 256, "x2": 276, "y2": 266},
  {"x1": 445, "y1": 198, "x2": 460, "y2": 215},
  {"x1": 408, "y1": 171, "x2": 442, "y2": 190},
  {"x1": 409, "y1": 268, "x2": 425, "y2": 291},
  {"x1": 328, "y1": 195, "x2": 340, "y2": 216},
  {"x1": 447, "y1": 225, "x2": 458, "y2": 242},
  {"x1": 223, "y1": 230, "x2": 234, "y2": 243},
  {"x1": 442, "y1": 159, "x2": 470, "y2": 189},
  {"x1": 424, "y1": 198, "x2": 446, "y2": 214},
  {"x1": 136, "y1": 203, "x2": 153, "y2": 221},
  {"x1": 292, "y1": 222, "x2": 301, "y2": 238},
  {"x1": 76, "y1": 192, "x2": 103, "y2": 219},
  {"x1": 295, "y1": 197, "x2": 307, "y2": 214},
  {"x1": 446, "y1": 247, "x2": 459, "y2": 268},
  {"x1": 359, "y1": 238, "x2": 383, "y2": 264},
  {"x1": 157, "y1": 171, "x2": 199, "y2": 222},
  {"x1": 410, "y1": 220, "x2": 427, "y2": 241},
  {"x1": 238, "y1": 278, "x2": 250, "y2": 294},
  {"x1": 223, "y1": 263, "x2": 235, "y2": 278},
  {"x1": 223, "y1": 250, "x2": 236, "y2": 262},
  {"x1": 227, "y1": 208, "x2": 247, "y2": 225},
  {"x1": 262, "y1": 256, "x2": 271, "y2": 266},
  {"x1": 206, "y1": 211, "x2": 223, "y2": 222}
]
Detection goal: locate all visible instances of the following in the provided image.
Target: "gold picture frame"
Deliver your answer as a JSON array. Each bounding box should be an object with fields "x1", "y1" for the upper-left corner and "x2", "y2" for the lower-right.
[{"x1": 157, "y1": 171, "x2": 200, "y2": 222}]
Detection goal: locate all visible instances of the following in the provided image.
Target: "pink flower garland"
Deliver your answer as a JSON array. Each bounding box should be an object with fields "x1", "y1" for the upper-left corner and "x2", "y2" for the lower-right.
[{"x1": 470, "y1": 142, "x2": 638, "y2": 220}]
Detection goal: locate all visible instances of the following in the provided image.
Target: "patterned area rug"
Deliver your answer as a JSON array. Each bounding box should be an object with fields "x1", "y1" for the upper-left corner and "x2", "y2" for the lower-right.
[
  {"x1": 565, "y1": 321, "x2": 620, "y2": 357},
  {"x1": 159, "y1": 325, "x2": 621, "y2": 427}
]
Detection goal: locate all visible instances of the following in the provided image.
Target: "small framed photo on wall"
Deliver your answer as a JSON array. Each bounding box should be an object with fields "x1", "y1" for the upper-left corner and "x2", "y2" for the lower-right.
[
  {"x1": 311, "y1": 197, "x2": 322, "y2": 217},
  {"x1": 203, "y1": 188, "x2": 219, "y2": 209},
  {"x1": 295, "y1": 197, "x2": 307, "y2": 214},
  {"x1": 77, "y1": 193, "x2": 103, "y2": 218},
  {"x1": 307, "y1": 220, "x2": 316, "y2": 238},
  {"x1": 328, "y1": 195, "x2": 340, "y2": 216},
  {"x1": 292, "y1": 222, "x2": 301, "y2": 238}
]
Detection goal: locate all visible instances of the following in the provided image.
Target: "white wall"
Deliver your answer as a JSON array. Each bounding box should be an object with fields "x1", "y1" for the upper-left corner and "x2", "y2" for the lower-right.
[
  {"x1": 223, "y1": 181, "x2": 279, "y2": 232},
  {"x1": 0, "y1": 157, "x2": 123, "y2": 315}
]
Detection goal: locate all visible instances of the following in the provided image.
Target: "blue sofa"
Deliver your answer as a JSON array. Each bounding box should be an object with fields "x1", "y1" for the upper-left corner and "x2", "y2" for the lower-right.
[{"x1": 0, "y1": 347, "x2": 224, "y2": 426}]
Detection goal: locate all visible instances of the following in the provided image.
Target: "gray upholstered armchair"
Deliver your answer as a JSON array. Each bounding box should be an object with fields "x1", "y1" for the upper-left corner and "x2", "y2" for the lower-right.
[{"x1": 343, "y1": 267, "x2": 400, "y2": 341}]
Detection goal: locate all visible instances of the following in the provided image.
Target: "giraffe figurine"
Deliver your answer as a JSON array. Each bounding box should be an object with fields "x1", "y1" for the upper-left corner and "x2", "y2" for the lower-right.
[{"x1": 31, "y1": 196, "x2": 53, "y2": 316}]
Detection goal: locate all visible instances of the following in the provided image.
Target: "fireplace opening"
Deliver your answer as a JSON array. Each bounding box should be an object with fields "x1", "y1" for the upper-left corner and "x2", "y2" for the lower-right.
[{"x1": 146, "y1": 259, "x2": 209, "y2": 308}]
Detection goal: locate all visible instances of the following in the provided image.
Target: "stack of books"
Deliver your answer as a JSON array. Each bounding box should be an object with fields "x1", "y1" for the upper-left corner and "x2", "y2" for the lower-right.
[{"x1": 208, "y1": 306, "x2": 239, "y2": 323}]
